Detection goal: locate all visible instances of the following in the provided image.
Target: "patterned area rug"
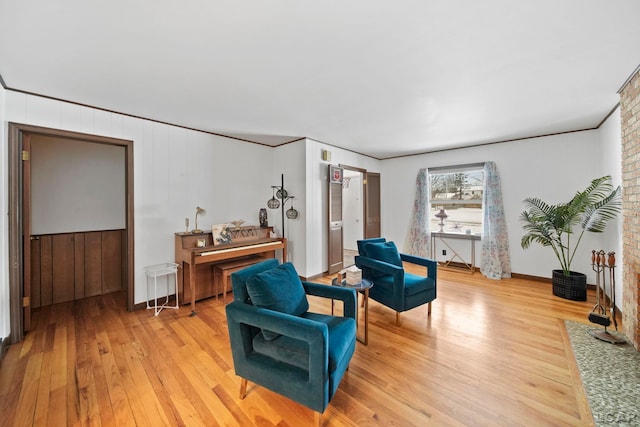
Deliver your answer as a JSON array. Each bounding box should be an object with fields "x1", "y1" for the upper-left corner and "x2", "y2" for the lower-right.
[{"x1": 565, "y1": 320, "x2": 640, "y2": 426}]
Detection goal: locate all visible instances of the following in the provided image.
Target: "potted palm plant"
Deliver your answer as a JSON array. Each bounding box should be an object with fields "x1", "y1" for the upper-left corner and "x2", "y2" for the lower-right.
[{"x1": 520, "y1": 175, "x2": 621, "y2": 300}]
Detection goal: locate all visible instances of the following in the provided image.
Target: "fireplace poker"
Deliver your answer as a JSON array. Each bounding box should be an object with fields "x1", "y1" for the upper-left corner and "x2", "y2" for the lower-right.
[
  {"x1": 608, "y1": 252, "x2": 618, "y2": 331},
  {"x1": 588, "y1": 250, "x2": 611, "y2": 327}
]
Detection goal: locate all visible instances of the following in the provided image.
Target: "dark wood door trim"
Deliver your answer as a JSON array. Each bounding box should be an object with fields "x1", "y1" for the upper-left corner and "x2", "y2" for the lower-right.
[
  {"x1": 8, "y1": 122, "x2": 135, "y2": 343},
  {"x1": 22, "y1": 134, "x2": 31, "y2": 331},
  {"x1": 8, "y1": 124, "x2": 23, "y2": 343},
  {"x1": 331, "y1": 164, "x2": 381, "y2": 268},
  {"x1": 327, "y1": 165, "x2": 344, "y2": 274},
  {"x1": 364, "y1": 172, "x2": 381, "y2": 239}
]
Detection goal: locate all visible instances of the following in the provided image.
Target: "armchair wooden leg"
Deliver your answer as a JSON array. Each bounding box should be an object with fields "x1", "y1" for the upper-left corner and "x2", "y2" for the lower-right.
[
  {"x1": 314, "y1": 411, "x2": 321, "y2": 427},
  {"x1": 428, "y1": 301, "x2": 432, "y2": 316},
  {"x1": 239, "y1": 378, "x2": 248, "y2": 399},
  {"x1": 395, "y1": 312, "x2": 400, "y2": 326}
]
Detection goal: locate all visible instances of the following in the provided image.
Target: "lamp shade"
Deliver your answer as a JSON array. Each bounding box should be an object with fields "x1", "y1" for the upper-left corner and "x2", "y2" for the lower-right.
[
  {"x1": 276, "y1": 188, "x2": 288, "y2": 199},
  {"x1": 286, "y1": 206, "x2": 298, "y2": 219},
  {"x1": 435, "y1": 208, "x2": 448, "y2": 220},
  {"x1": 267, "y1": 188, "x2": 280, "y2": 209},
  {"x1": 267, "y1": 197, "x2": 280, "y2": 209}
]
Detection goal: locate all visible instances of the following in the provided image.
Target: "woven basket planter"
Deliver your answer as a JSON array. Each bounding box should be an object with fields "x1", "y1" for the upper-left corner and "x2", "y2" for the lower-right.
[{"x1": 552, "y1": 270, "x2": 587, "y2": 301}]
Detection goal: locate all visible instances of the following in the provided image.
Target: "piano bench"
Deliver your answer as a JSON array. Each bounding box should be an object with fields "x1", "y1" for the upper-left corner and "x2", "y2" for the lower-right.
[{"x1": 215, "y1": 255, "x2": 267, "y2": 303}]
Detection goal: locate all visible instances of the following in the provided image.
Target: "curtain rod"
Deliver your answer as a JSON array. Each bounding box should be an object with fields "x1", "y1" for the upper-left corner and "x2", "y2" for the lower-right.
[{"x1": 427, "y1": 162, "x2": 485, "y2": 173}]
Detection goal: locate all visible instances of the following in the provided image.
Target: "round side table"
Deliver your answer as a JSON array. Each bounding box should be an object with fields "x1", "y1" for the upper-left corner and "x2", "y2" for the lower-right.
[{"x1": 331, "y1": 277, "x2": 374, "y2": 345}]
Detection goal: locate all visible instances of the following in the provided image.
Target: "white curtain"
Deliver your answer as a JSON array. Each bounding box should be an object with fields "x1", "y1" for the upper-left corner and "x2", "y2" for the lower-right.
[
  {"x1": 405, "y1": 168, "x2": 431, "y2": 258},
  {"x1": 480, "y1": 161, "x2": 512, "y2": 279}
]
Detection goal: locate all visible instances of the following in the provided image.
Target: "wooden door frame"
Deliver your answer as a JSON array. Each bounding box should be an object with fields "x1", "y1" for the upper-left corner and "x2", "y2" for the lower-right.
[
  {"x1": 364, "y1": 171, "x2": 381, "y2": 239},
  {"x1": 8, "y1": 122, "x2": 135, "y2": 343},
  {"x1": 329, "y1": 164, "x2": 379, "y2": 272},
  {"x1": 327, "y1": 165, "x2": 344, "y2": 274},
  {"x1": 22, "y1": 134, "x2": 32, "y2": 331}
]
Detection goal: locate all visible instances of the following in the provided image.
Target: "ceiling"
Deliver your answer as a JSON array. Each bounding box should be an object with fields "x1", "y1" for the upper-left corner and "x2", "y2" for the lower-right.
[{"x1": 1, "y1": 1, "x2": 639, "y2": 159}]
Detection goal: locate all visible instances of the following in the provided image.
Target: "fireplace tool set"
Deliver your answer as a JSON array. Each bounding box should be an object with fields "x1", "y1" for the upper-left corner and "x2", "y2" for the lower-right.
[{"x1": 587, "y1": 250, "x2": 625, "y2": 344}]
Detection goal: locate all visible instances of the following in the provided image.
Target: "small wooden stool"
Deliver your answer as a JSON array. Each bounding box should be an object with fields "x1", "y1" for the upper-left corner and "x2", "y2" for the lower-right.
[{"x1": 214, "y1": 256, "x2": 265, "y2": 303}]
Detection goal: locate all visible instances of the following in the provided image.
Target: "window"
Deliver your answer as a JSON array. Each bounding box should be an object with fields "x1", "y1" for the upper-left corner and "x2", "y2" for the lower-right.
[{"x1": 428, "y1": 164, "x2": 484, "y2": 234}]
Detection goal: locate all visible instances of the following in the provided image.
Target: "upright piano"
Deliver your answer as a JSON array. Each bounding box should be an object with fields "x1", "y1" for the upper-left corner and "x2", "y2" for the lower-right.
[{"x1": 175, "y1": 226, "x2": 287, "y2": 315}]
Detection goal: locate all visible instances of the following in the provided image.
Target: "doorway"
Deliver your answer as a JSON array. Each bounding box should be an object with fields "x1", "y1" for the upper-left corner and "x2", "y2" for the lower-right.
[
  {"x1": 342, "y1": 169, "x2": 364, "y2": 267},
  {"x1": 8, "y1": 123, "x2": 134, "y2": 343},
  {"x1": 327, "y1": 164, "x2": 380, "y2": 274}
]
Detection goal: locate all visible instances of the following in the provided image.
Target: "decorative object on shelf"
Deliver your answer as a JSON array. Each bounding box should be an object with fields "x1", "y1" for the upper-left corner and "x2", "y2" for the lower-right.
[
  {"x1": 435, "y1": 208, "x2": 448, "y2": 232},
  {"x1": 212, "y1": 223, "x2": 232, "y2": 245},
  {"x1": 267, "y1": 174, "x2": 299, "y2": 237},
  {"x1": 230, "y1": 219, "x2": 245, "y2": 230},
  {"x1": 259, "y1": 208, "x2": 268, "y2": 227},
  {"x1": 192, "y1": 206, "x2": 206, "y2": 233},
  {"x1": 196, "y1": 239, "x2": 206, "y2": 248},
  {"x1": 185, "y1": 217, "x2": 190, "y2": 233}
]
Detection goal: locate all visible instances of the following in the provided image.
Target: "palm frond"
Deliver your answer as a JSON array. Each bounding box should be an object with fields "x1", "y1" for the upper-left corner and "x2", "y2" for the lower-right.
[
  {"x1": 520, "y1": 175, "x2": 621, "y2": 275},
  {"x1": 581, "y1": 185, "x2": 621, "y2": 232}
]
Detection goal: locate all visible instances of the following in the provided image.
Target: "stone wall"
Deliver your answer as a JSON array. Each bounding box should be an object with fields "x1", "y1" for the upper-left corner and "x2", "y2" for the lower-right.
[{"x1": 620, "y1": 67, "x2": 640, "y2": 351}]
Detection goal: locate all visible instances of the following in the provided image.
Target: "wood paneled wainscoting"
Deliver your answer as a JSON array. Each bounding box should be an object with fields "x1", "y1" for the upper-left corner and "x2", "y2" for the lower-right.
[{"x1": 29, "y1": 229, "x2": 125, "y2": 308}]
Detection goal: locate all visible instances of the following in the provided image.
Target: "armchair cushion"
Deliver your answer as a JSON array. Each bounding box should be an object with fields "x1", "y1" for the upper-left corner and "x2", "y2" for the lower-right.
[
  {"x1": 252, "y1": 313, "x2": 355, "y2": 373},
  {"x1": 372, "y1": 274, "x2": 435, "y2": 296},
  {"x1": 303, "y1": 312, "x2": 356, "y2": 372},
  {"x1": 246, "y1": 262, "x2": 309, "y2": 340},
  {"x1": 363, "y1": 241, "x2": 403, "y2": 278}
]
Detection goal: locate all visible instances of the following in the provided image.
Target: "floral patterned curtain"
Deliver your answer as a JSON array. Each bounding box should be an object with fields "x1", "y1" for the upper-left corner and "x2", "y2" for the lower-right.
[
  {"x1": 405, "y1": 168, "x2": 431, "y2": 257},
  {"x1": 481, "y1": 161, "x2": 511, "y2": 279}
]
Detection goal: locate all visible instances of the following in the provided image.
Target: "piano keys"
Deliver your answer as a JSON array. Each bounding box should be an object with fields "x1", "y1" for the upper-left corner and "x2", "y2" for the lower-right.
[{"x1": 175, "y1": 226, "x2": 287, "y2": 315}]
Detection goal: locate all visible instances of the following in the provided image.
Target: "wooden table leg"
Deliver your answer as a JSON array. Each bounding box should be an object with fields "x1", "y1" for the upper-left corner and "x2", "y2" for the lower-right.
[
  {"x1": 356, "y1": 289, "x2": 369, "y2": 345},
  {"x1": 189, "y1": 262, "x2": 197, "y2": 316},
  {"x1": 362, "y1": 289, "x2": 369, "y2": 345}
]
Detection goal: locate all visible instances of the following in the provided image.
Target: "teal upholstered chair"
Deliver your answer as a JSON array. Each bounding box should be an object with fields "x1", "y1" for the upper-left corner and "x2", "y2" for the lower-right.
[
  {"x1": 225, "y1": 259, "x2": 357, "y2": 426},
  {"x1": 355, "y1": 238, "x2": 437, "y2": 326}
]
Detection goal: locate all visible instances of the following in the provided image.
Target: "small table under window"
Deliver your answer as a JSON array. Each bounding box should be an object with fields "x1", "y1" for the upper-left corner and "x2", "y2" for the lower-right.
[{"x1": 430, "y1": 231, "x2": 481, "y2": 274}]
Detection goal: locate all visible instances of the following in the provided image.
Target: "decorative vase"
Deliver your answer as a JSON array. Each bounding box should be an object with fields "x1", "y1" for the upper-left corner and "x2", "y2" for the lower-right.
[
  {"x1": 552, "y1": 270, "x2": 587, "y2": 301},
  {"x1": 259, "y1": 208, "x2": 268, "y2": 227}
]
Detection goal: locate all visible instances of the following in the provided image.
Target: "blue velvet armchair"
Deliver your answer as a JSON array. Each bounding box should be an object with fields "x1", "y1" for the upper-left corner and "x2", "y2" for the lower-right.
[
  {"x1": 225, "y1": 259, "x2": 357, "y2": 425},
  {"x1": 355, "y1": 238, "x2": 437, "y2": 326}
]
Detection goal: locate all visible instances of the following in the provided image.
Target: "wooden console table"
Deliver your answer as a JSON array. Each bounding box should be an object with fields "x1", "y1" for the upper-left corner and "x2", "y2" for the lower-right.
[{"x1": 430, "y1": 231, "x2": 481, "y2": 273}]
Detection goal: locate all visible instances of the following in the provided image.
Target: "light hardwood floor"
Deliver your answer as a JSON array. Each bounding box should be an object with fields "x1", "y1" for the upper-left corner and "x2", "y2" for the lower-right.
[{"x1": 0, "y1": 266, "x2": 599, "y2": 426}]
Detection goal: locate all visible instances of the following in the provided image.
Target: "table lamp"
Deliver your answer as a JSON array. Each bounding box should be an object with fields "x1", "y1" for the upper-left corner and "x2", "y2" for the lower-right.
[
  {"x1": 192, "y1": 206, "x2": 206, "y2": 233},
  {"x1": 435, "y1": 208, "x2": 448, "y2": 232}
]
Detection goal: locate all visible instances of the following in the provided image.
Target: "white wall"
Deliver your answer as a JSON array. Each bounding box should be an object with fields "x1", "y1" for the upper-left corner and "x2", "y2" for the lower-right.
[
  {"x1": 0, "y1": 84, "x2": 9, "y2": 340},
  {"x1": 31, "y1": 136, "x2": 126, "y2": 234},
  {"x1": 598, "y1": 106, "x2": 623, "y2": 302},
  {"x1": 3, "y1": 91, "x2": 274, "y2": 307},
  {"x1": 304, "y1": 139, "x2": 381, "y2": 278},
  {"x1": 381, "y1": 129, "x2": 617, "y2": 281},
  {"x1": 272, "y1": 140, "x2": 306, "y2": 269}
]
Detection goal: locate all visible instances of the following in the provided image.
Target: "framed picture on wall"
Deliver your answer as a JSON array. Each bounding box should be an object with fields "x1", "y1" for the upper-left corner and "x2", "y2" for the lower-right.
[{"x1": 330, "y1": 165, "x2": 343, "y2": 184}]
